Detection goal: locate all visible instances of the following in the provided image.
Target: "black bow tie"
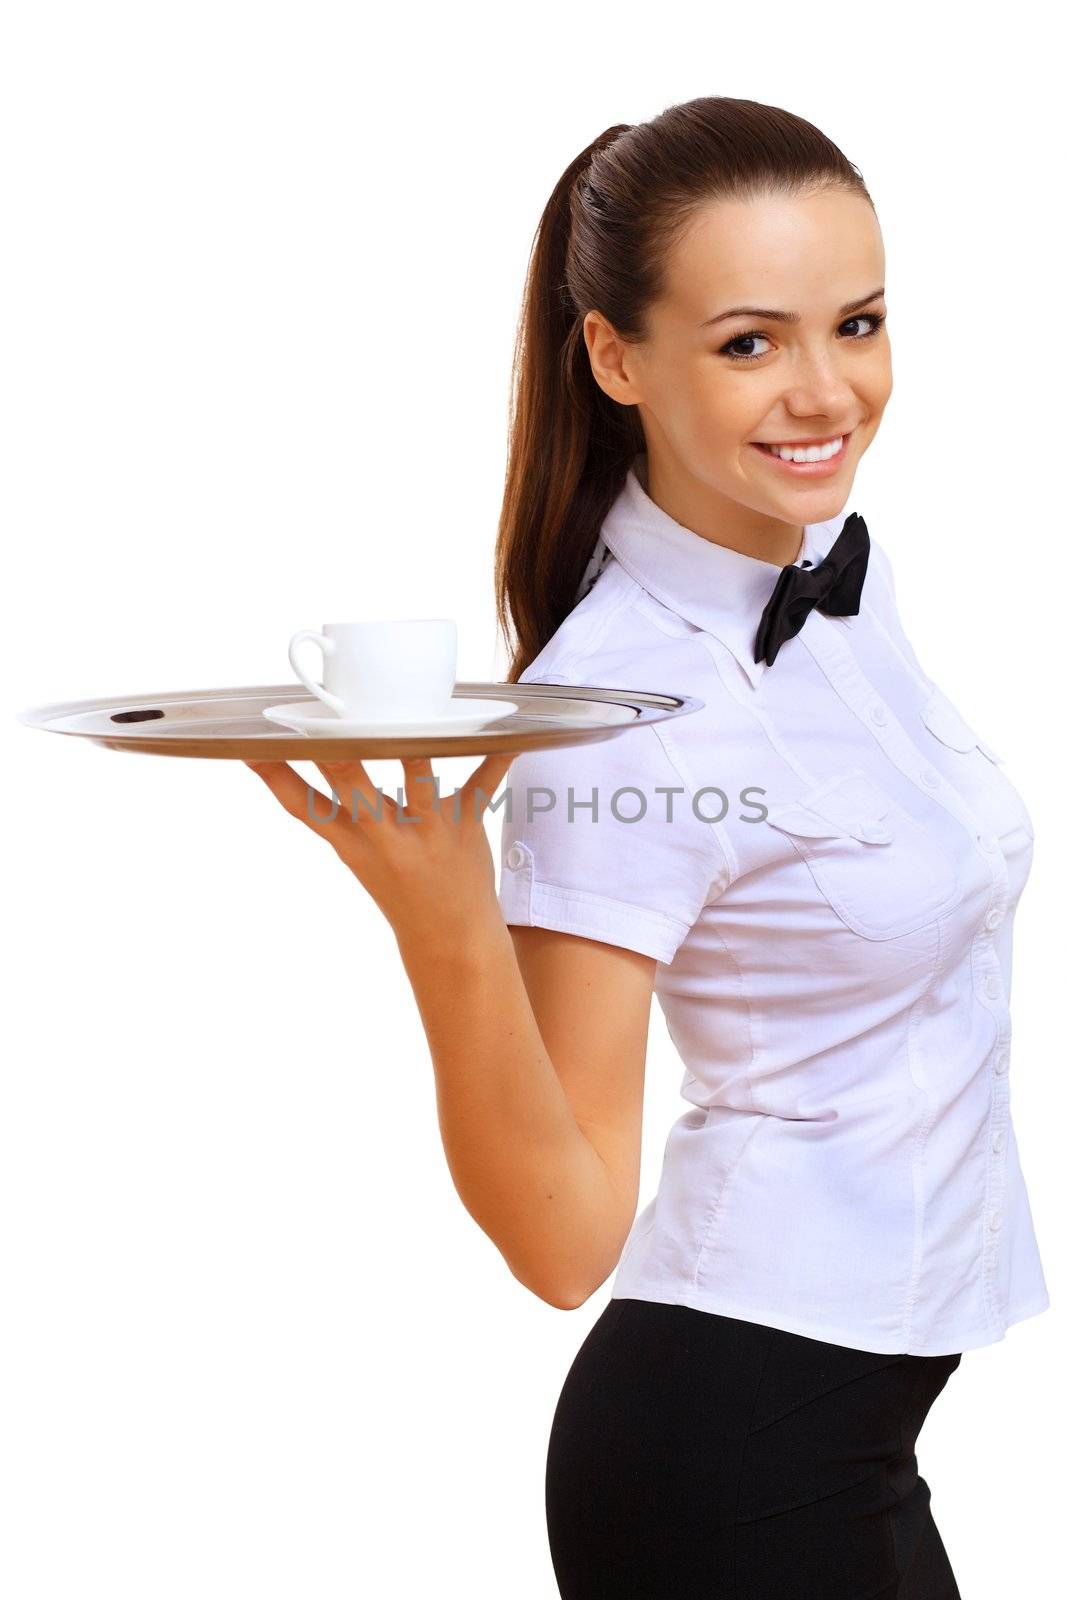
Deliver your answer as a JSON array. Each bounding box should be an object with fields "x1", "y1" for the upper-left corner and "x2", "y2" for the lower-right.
[{"x1": 753, "y1": 512, "x2": 870, "y2": 668}]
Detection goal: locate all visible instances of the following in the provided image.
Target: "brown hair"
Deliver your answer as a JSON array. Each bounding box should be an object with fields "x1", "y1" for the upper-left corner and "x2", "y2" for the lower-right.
[{"x1": 494, "y1": 95, "x2": 873, "y2": 683}]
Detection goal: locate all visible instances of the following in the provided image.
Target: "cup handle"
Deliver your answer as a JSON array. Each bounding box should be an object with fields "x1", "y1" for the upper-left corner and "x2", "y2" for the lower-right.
[{"x1": 288, "y1": 629, "x2": 345, "y2": 714}]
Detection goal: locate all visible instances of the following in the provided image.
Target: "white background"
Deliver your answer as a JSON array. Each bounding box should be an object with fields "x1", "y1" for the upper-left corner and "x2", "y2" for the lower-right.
[{"x1": 2, "y1": 3, "x2": 1061, "y2": 1594}]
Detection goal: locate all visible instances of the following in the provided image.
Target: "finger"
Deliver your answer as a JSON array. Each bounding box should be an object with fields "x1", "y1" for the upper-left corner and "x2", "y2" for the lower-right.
[
  {"x1": 462, "y1": 750, "x2": 516, "y2": 815},
  {"x1": 399, "y1": 756, "x2": 440, "y2": 816},
  {"x1": 312, "y1": 759, "x2": 398, "y2": 823},
  {"x1": 245, "y1": 760, "x2": 349, "y2": 835}
]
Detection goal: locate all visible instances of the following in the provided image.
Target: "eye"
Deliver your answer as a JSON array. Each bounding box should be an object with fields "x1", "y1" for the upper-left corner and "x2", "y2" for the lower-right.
[{"x1": 718, "y1": 312, "x2": 887, "y2": 364}]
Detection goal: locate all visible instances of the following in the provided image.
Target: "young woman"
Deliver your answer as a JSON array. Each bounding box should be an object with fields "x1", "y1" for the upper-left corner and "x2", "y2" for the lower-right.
[{"x1": 247, "y1": 97, "x2": 1049, "y2": 1598}]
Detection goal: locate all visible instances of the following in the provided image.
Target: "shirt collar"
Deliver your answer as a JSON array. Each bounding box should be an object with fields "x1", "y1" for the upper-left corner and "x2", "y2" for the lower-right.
[{"x1": 599, "y1": 452, "x2": 852, "y2": 689}]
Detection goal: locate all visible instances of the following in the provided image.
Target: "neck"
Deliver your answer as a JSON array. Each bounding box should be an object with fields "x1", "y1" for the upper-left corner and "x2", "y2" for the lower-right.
[{"x1": 641, "y1": 450, "x2": 804, "y2": 568}]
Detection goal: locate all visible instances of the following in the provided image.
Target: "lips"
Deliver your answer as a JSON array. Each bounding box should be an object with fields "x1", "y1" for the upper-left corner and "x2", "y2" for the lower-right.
[
  {"x1": 749, "y1": 431, "x2": 853, "y2": 475},
  {"x1": 757, "y1": 434, "x2": 842, "y2": 449}
]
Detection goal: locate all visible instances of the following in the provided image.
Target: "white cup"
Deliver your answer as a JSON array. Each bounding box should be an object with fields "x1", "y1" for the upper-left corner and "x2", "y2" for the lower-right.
[{"x1": 288, "y1": 619, "x2": 458, "y2": 721}]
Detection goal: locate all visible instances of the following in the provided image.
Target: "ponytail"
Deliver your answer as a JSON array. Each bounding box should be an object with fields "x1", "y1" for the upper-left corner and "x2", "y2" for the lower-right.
[{"x1": 494, "y1": 125, "x2": 641, "y2": 683}]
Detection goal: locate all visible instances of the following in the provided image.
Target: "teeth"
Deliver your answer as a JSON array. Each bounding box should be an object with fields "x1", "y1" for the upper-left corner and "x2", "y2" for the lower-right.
[{"x1": 765, "y1": 436, "x2": 844, "y2": 463}]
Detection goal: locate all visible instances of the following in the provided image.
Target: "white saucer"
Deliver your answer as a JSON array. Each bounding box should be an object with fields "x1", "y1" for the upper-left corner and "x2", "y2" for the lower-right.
[{"x1": 261, "y1": 696, "x2": 519, "y2": 736}]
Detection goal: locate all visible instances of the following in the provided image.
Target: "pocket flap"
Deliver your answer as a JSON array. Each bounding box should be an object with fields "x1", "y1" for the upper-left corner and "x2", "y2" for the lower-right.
[
  {"x1": 765, "y1": 767, "x2": 894, "y2": 844},
  {"x1": 921, "y1": 686, "x2": 1005, "y2": 764}
]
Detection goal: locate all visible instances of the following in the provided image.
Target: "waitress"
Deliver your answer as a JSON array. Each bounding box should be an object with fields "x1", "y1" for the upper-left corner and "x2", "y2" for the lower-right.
[{"x1": 248, "y1": 95, "x2": 1049, "y2": 1599}]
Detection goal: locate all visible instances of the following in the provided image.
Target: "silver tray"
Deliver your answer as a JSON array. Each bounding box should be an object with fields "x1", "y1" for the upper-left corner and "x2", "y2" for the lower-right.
[{"x1": 15, "y1": 681, "x2": 705, "y2": 760}]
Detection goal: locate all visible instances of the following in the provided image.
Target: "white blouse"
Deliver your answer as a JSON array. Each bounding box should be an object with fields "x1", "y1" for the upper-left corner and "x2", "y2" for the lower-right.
[{"x1": 497, "y1": 454, "x2": 1050, "y2": 1356}]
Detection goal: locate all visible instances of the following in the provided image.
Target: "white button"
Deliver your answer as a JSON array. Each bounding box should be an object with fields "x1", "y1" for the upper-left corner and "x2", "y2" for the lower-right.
[
  {"x1": 984, "y1": 975, "x2": 1000, "y2": 1000},
  {"x1": 978, "y1": 832, "x2": 999, "y2": 853},
  {"x1": 993, "y1": 1131, "x2": 1007, "y2": 1153},
  {"x1": 505, "y1": 845, "x2": 526, "y2": 870},
  {"x1": 859, "y1": 821, "x2": 890, "y2": 842},
  {"x1": 994, "y1": 1052, "x2": 1009, "y2": 1075},
  {"x1": 985, "y1": 908, "x2": 1003, "y2": 930},
  {"x1": 988, "y1": 1210, "x2": 1002, "y2": 1232},
  {"x1": 870, "y1": 703, "x2": 889, "y2": 725},
  {"x1": 920, "y1": 767, "x2": 941, "y2": 788}
]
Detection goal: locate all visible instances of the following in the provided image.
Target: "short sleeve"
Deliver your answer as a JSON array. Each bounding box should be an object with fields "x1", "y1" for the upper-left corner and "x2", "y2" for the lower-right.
[{"x1": 497, "y1": 701, "x2": 732, "y2": 965}]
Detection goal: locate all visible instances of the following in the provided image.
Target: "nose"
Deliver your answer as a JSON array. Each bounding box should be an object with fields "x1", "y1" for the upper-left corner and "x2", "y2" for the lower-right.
[{"x1": 780, "y1": 345, "x2": 856, "y2": 422}]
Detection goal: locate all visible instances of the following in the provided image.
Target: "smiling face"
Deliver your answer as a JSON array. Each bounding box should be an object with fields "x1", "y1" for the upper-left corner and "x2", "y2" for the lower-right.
[{"x1": 583, "y1": 186, "x2": 892, "y2": 565}]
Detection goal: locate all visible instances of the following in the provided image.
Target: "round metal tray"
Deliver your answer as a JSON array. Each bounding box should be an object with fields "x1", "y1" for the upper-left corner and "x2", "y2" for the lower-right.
[{"x1": 15, "y1": 681, "x2": 705, "y2": 760}]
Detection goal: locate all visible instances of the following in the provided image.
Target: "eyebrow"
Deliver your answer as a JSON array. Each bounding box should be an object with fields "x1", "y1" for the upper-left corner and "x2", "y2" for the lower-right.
[{"x1": 700, "y1": 288, "x2": 886, "y2": 328}]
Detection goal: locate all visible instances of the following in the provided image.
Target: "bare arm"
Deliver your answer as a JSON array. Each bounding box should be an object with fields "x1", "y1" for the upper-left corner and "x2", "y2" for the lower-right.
[
  {"x1": 395, "y1": 913, "x2": 656, "y2": 1309},
  {"x1": 245, "y1": 750, "x2": 655, "y2": 1310}
]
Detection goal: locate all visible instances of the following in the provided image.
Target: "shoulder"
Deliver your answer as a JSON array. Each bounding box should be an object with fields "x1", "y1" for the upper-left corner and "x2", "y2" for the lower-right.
[
  {"x1": 511, "y1": 553, "x2": 747, "y2": 806},
  {"x1": 499, "y1": 567, "x2": 734, "y2": 960},
  {"x1": 864, "y1": 530, "x2": 898, "y2": 605},
  {"x1": 857, "y1": 527, "x2": 934, "y2": 689},
  {"x1": 518, "y1": 555, "x2": 707, "y2": 694},
  {"x1": 505, "y1": 559, "x2": 729, "y2": 849}
]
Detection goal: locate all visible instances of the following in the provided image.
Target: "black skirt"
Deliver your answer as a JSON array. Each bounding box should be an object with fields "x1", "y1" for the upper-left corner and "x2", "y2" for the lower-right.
[{"x1": 545, "y1": 1297, "x2": 962, "y2": 1599}]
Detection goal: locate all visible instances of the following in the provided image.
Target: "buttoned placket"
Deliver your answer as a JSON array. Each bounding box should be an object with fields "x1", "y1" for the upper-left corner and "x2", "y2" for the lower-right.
[{"x1": 795, "y1": 612, "x2": 1013, "y2": 1336}]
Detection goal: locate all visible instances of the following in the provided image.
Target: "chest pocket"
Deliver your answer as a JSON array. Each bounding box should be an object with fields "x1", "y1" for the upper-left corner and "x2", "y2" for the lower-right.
[
  {"x1": 919, "y1": 685, "x2": 1034, "y2": 840},
  {"x1": 764, "y1": 766, "x2": 962, "y2": 940}
]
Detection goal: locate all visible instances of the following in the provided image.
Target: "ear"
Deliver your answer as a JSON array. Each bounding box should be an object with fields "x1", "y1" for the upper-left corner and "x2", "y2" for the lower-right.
[{"x1": 583, "y1": 310, "x2": 644, "y2": 408}]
